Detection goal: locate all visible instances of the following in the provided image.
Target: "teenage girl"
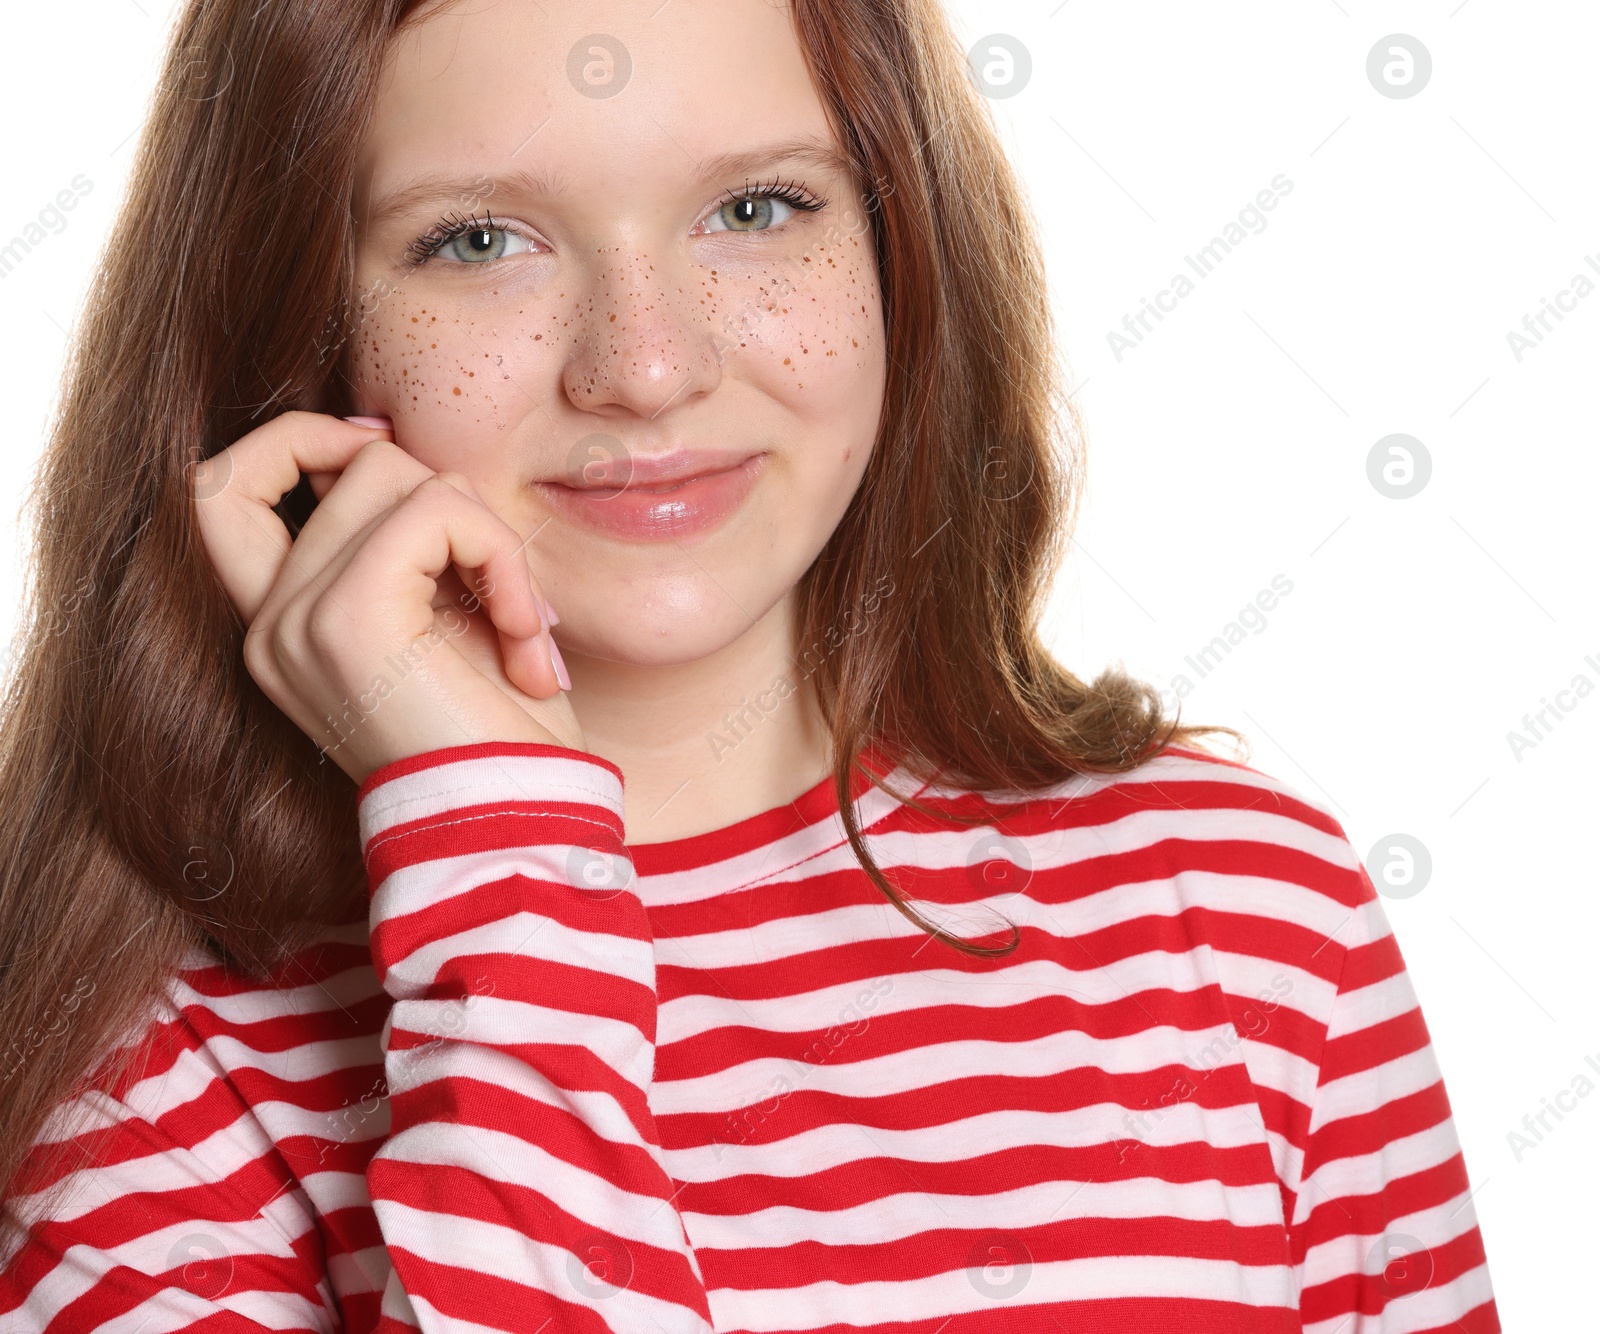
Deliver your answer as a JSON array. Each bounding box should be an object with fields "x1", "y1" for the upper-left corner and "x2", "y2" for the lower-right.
[{"x1": 0, "y1": 1, "x2": 1498, "y2": 1330}]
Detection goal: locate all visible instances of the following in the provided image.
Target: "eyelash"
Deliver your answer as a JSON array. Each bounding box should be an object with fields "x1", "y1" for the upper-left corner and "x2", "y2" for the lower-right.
[
  {"x1": 403, "y1": 177, "x2": 827, "y2": 268},
  {"x1": 713, "y1": 175, "x2": 826, "y2": 218},
  {"x1": 405, "y1": 209, "x2": 501, "y2": 267}
]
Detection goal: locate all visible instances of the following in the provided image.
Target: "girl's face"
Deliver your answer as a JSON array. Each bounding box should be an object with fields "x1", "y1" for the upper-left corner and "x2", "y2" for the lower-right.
[{"x1": 348, "y1": 0, "x2": 886, "y2": 667}]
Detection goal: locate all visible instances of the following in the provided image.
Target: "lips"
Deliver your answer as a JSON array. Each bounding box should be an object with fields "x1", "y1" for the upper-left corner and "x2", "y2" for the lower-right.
[{"x1": 532, "y1": 451, "x2": 768, "y2": 542}]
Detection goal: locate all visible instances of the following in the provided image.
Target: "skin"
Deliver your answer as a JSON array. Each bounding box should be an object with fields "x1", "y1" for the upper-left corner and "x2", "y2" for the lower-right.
[{"x1": 336, "y1": 0, "x2": 888, "y2": 844}]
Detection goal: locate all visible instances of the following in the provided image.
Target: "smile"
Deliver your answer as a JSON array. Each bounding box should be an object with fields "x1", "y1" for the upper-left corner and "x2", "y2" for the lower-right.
[{"x1": 531, "y1": 453, "x2": 768, "y2": 542}]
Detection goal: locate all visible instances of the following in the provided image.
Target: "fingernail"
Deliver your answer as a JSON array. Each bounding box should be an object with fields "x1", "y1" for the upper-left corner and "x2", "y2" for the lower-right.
[
  {"x1": 548, "y1": 636, "x2": 572, "y2": 691},
  {"x1": 343, "y1": 415, "x2": 393, "y2": 429},
  {"x1": 542, "y1": 595, "x2": 560, "y2": 626}
]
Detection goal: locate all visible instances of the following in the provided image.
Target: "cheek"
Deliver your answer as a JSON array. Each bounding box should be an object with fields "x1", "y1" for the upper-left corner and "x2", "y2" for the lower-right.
[
  {"x1": 345, "y1": 286, "x2": 554, "y2": 468},
  {"x1": 712, "y1": 230, "x2": 885, "y2": 420}
]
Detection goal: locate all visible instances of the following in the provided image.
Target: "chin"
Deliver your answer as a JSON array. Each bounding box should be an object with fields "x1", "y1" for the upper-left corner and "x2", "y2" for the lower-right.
[{"x1": 557, "y1": 580, "x2": 787, "y2": 668}]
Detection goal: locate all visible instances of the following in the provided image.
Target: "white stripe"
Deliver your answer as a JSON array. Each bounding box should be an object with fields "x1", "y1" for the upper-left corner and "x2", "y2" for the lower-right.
[
  {"x1": 17, "y1": 1232, "x2": 332, "y2": 1334},
  {"x1": 161, "y1": 1031, "x2": 393, "y2": 1089},
  {"x1": 252, "y1": 1096, "x2": 391, "y2": 1168},
  {"x1": 359, "y1": 750, "x2": 623, "y2": 844},
  {"x1": 657, "y1": 936, "x2": 1312, "y2": 1028},
  {"x1": 1117, "y1": 748, "x2": 1345, "y2": 828},
  {"x1": 379, "y1": 1120, "x2": 692, "y2": 1256},
  {"x1": 371, "y1": 843, "x2": 639, "y2": 928},
  {"x1": 168, "y1": 963, "x2": 384, "y2": 1024},
  {"x1": 397, "y1": 1291, "x2": 532, "y2": 1334},
  {"x1": 652, "y1": 1022, "x2": 1282, "y2": 1116},
  {"x1": 652, "y1": 861, "x2": 1373, "y2": 977},
  {"x1": 388, "y1": 993, "x2": 651, "y2": 1090},
  {"x1": 107, "y1": 1210, "x2": 311, "y2": 1283},
  {"x1": 1300, "y1": 1264, "x2": 1495, "y2": 1334},
  {"x1": 1325, "y1": 970, "x2": 1421, "y2": 1040},
  {"x1": 664, "y1": 1099, "x2": 1272, "y2": 1182},
  {"x1": 102, "y1": 1284, "x2": 333, "y2": 1333},
  {"x1": 9, "y1": 1108, "x2": 280, "y2": 1229},
  {"x1": 1228, "y1": 1026, "x2": 1322, "y2": 1102},
  {"x1": 371, "y1": 1197, "x2": 713, "y2": 1332},
  {"x1": 295, "y1": 1167, "x2": 382, "y2": 1214},
  {"x1": 377, "y1": 906, "x2": 654, "y2": 995},
  {"x1": 705, "y1": 1253, "x2": 1295, "y2": 1330},
  {"x1": 326, "y1": 1242, "x2": 391, "y2": 1297},
  {"x1": 866, "y1": 803, "x2": 1362, "y2": 892},
  {"x1": 632, "y1": 766, "x2": 929, "y2": 907},
  {"x1": 10, "y1": 1241, "x2": 113, "y2": 1330},
  {"x1": 1305, "y1": 1045, "x2": 1445, "y2": 1134},
  {"x1": 660, "y1": 955, "x2": 1122, "y2": 1039},
  {"x1": 1299, "y1": 1188, "x2": 1485, "y2": 1292},
  {"x1": 1295, "y1": 1121, "x2": 1469, "y2": 1226},
  {"x1": 683, "y1": 1174, "x2": 1288, "y2": 1249},
  {"x1": 384, "y1": 1042, "x2": 653, "y2": 1156}
]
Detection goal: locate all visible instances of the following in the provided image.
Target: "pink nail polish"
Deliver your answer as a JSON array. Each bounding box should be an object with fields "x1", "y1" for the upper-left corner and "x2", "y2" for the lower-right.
[
  {"x1": 548, "y1": 637, "x2": 572, "y2": 691},
  {"x1": 343, "y1": 415, "x2": 393, "y2": 429},
  {"x1": 542, "y1": 596, "x2": 560, "y2": 626}
]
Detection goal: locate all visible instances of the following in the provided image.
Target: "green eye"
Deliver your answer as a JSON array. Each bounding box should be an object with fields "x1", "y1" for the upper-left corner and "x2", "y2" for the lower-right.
[
  {"x1": 408, "y1": 212, "x2": 534, "y2": 267},
  {"x1": 446, "y1": 227, "x2": 509, "y2": 262},
  {"x1": 717, "y1": 196, "x2": 782, "y2": 232},
  {"x1": 702, "y1": 179, "x2": 825, "y2": 235}
]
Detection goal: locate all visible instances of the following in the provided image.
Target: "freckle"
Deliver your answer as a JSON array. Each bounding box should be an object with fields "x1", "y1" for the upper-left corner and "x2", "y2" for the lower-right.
[
  {"x1": 453, "y1": 386, "x2": 462, "y2": 395},
  {"x1": 411, "y1": 316, "x2": 419, "y2": 323}
]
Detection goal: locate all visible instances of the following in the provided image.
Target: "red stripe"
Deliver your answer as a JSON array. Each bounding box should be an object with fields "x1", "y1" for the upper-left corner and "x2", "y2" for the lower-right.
[
  {"x1": 355, "y1": 740, "x2": 623, "y2": 805},
  {"x1": 369, "y1": 870, "x2": 652, "y2": 972},
  {"x1": 381, "y1": 1243, "x2": 712, "y2": 1329},
  {"x1": 695, "y1": 1214, "x2": 1295, "y2": 1288},
  {"x1": 371, "y1": 1158, "x2": 703, "y2": 1307},
  {"x1": 364, "y1": 802, "x2": 626, "y2": 886}
]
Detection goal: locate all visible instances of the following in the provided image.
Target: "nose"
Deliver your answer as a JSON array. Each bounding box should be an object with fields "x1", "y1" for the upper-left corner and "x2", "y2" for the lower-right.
[{"x1": 561, "y1": 250, "x2": 722, "y2": 420}]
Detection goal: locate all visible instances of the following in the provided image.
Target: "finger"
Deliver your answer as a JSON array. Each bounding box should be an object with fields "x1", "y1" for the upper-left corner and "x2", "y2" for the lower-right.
[
  {"x1": 427, "y1": 472, "x2": 547, "y2": 626},
  {"x1": 431, "y1": 471, "x2": 560, "y2": 628},
  {"x1": 279, "y1": 438, "x2": 436, "y2": 588},
  {"x1": 309, "y1": 477, "x2": 558, "y2": 696},
  {"x1": 250, "y1": 436, "x2": 442, "y2": 649},
  {"x1": 307, "y1": 417, "x2": 394, "y2": 500},
  {"x1": 427, "y1": 474, "x2": 561, "y2": 694},
  {"x1": 249, "y1": 455, "x2": 421, "y2": 654},
  {"x1": 195, "y1": 411, "x2": 395, "y2": 624}
]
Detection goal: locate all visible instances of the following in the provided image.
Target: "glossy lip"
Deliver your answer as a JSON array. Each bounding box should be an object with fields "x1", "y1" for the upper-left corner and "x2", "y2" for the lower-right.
[{"x1": 532, "y1": 452, "x2": 768, "y2": 542}]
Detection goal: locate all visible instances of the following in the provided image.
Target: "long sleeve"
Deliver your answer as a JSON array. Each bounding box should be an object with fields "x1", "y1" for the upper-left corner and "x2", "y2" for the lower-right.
[
  {"x1": 1284, "y1": 865, "x2": 1498, "y2": 1332},
  {"x1": 357, "y1": 740, "x2": 714, "y2": 1333},
  {"x1": 0, "y1": 1003, "x2": 342, "y2": 1332}
]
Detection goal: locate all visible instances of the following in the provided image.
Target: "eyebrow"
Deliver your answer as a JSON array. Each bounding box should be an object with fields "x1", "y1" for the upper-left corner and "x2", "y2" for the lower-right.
[{"x1": 362, "y1": 134, "x2": 856, "y2": 232}]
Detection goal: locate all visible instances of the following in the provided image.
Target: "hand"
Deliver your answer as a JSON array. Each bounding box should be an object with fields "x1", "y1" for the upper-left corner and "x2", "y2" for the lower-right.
[{"x1": 193, "y1": 410, "x2": 583, "y2": 784}]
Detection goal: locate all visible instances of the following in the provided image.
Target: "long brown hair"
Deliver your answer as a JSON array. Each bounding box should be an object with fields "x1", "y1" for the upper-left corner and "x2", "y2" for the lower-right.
[{"x1": 0, "y1": 0, "x2": 1239, "y2": 1204}]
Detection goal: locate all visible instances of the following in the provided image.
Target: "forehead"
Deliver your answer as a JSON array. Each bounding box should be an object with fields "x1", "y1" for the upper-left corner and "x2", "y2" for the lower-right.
[{"x1": 357, "y1": 0, "x2": 837, "y2": 203}]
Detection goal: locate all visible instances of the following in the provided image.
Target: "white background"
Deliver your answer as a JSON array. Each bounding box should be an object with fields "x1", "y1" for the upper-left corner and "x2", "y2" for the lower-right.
[{"x1": 0, "y1": 2, "x2": 1592, "y2": 1326}]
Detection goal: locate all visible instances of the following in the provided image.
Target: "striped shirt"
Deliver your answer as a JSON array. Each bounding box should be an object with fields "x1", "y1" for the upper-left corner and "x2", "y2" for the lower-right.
[{"x1": 0, "y1": 739, "x2": 1501, "y2": 1332}]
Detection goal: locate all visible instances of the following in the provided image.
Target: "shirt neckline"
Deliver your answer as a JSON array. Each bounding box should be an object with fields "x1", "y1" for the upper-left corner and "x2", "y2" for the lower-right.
[{"x1": 625, "y1": 737, "x2": 910, "y2": 876}]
